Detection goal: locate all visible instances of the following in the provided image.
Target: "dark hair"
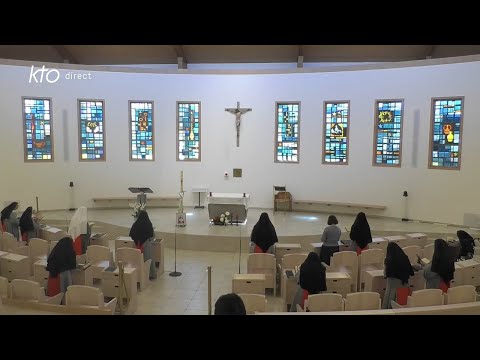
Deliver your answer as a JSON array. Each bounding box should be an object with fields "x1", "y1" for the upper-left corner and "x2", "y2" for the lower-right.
[
  {"x1": 327, "y1": 215, "x2": 338, "y2": 225},
  {"x1": 214, "y1": 293, "x2": 246, "y2": 315}
]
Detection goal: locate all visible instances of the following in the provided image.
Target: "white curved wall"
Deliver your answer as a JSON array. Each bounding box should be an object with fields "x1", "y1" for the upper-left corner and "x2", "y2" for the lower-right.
[{"x1": 0, "y1": 58, "x2": 479, "y2": 225}]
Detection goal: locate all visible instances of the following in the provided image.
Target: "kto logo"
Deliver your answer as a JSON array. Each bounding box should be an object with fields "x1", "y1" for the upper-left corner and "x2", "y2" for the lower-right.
[
  {"x1": 29, "y1": 65, "x2": 60, "y2": 84},
  {"x1": 28, "y1": 65, "x2": 92, "y2": 84}
]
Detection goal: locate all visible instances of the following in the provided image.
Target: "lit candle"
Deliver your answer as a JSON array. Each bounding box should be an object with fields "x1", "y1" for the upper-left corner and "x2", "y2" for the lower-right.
[{"x1": 180, "y1": 170, "x2": 184, "y2": 192}]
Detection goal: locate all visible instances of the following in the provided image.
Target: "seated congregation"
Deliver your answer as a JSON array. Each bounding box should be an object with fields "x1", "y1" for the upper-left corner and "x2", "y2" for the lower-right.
[
  {"x1": 0, "y1": 203, "x2": 161, "y2": 314},
  {"x1": 245, "y1": 210, "x2": 478, "y2": 314},
  {"x1": 1, "y1": 200, "x2": 479, "y2": 315}
]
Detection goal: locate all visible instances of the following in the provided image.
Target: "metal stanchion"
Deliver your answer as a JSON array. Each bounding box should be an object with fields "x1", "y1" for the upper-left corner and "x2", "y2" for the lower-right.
[
  {"x1": 118, "y1": 261, "x2": 124, "y2": 315},
  {"x1": 207, "y1": 266, "x2": 212, "y2": 315}
]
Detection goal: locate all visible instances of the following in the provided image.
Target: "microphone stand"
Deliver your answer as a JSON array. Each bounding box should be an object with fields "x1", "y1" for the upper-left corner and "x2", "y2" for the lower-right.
[
  {"x1": 237, "y1": 214, "x2": 241, "y2": 274},
  {"x1": 169, "y1": 223, "x2": 182, "y2": 277}
]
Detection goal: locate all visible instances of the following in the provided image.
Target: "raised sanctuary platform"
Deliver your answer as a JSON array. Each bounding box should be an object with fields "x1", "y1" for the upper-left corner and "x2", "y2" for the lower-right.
[{"x1": 38, "y1": 207, "x2": 478, "y2": 253}]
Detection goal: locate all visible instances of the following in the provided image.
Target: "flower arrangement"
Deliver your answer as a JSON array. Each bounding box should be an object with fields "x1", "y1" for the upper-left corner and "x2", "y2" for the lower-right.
[
  {"x1": 212, "y1": 211, "x2": 231, "y2": 225},
  {"x1": 132, "y1": 202, "x2": 146, "y2": 218}
]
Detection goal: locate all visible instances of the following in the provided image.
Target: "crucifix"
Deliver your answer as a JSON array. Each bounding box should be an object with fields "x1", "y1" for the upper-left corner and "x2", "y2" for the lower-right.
[{"x1": 225, "y1": 101, "x2": 252, "y2": 147}]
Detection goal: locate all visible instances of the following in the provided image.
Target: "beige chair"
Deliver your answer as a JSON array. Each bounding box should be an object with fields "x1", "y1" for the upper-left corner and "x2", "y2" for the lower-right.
[
  {"x1": 86, "y1": 245, "x2": 113, "y2": 280},
  {"x1": 406, "y1": 289, "x2": 444, "y2": 307},
  {"x1": 2, "y1": 232, "x2": 17, "y2": 253},
  {"x1": 0, "y1": 276, "x2": 9, "y2": 299},
  {"x1": 444, "y1": 285, "x2": 477, "y2": 305},
  {"x1": 305, "y1": 293, "x2": 344, "y2": 312},
  {"x1": 404, "y1": 235, "x2": 427, "y2": 248},
  {"x1": 27, "y1": 238, "x2": 49, "y2": 274},
  {"x1": 385, "y1": 236, "x2": 408, "y2": 249},
  {"x1": 358, "y1": 249, "x2": 384, "y2": 291},
  {"x1": 369, "y1": 238, "x2": 388, "y2": 252},
  {"x1": 422, "y1": 244, "x2": 434, "y2": 261},
  {"x1": 273, "y1": 185, "x2": 292, "y2": 212},
  {"x1": 279, "y1": 253, "x2": 308, "y2": 272},
  {"x1": 65, "y1": 285, "x2": 117, "y2": 314},
  {"x1": 49, "y1": 240, "x2": 59, "y2": 253},
  {"x1": 14, "y1": 245, "x2": 29, "y2": 256},
  {"x1": 238, "y1": 293, "x2": 267, "y2": 314},
  {"x1": 344, "y1": 292, "x2": 381, "y2": 311},
  {"x1": 328, "y1": 251, "x2": 358, "y2": 293},
  {"x1": 247, "y1": 253, "x2": 276, "y2": 296},
  {"x1": 401, "y1": 245, "x2": 423, "y2": 264},
  {"x1": 116, "y1": 247, "x2": 151, "y2": 291},
  {"x1": 9, "y1": 279, "x2": 63, "y2": 305}
]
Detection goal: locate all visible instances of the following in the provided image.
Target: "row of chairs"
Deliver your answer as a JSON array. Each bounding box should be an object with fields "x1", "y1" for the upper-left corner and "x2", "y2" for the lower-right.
[
  {"x1": 246, "y1": 244, "x2": 457, "y2": 299},
  {"x1": 0, "y1": 277, "x2": 117, "y2": 314},
  {"x1": 1, "y1": 229, "x2": 150, "y2": 291},
  {"x1": 297, "y1": 286, "x2": 479, "y2": 312}
]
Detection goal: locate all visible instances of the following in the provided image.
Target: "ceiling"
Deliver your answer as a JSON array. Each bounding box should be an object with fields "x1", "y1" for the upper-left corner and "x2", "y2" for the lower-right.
[{"x1": 1, "y1": 45, "x2": 480, "y2": 67}]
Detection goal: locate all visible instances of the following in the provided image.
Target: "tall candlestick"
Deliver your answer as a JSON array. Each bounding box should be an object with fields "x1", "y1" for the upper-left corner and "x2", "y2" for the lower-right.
[{"x1": 180, "y1": 170, "x2": 184, "y2": 192}]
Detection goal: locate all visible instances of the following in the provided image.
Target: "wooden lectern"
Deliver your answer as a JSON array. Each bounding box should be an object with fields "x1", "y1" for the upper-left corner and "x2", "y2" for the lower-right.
[{"x1": 273, "y1": 185, "x2": 292, "y2": 212}]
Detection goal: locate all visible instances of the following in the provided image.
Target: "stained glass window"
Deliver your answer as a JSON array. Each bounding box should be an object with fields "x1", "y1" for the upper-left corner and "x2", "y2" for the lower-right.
[
  {"x1": 429, "y1": 97, "x2": 464, "y2": 169},
  {"x1": 23, "y1": 97, "x2": 53, "y2": 161},
  {"x1": 78, "y1": 100, "x2": 105, "y2": 161},
  {"x1": 373, "y1": 100, "x2": 403, "y2": 166},
  {"x1": 275, "y1": 102, "x2": 300, "y2": 163},
  {"x1": 323, "y1": 101, "x2": 349, "y2": 164},
  {"x1": 177, "y1": 102, "x2": 201, "y2": 161},
  {"x1": 129, "y1": 101, "x2": 154, "y2": 161}
]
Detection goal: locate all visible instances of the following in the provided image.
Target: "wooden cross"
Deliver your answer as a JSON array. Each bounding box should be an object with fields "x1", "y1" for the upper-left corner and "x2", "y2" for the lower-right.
[{"x1": 225, "y1": 101, "x2": 252, "y2": 147}]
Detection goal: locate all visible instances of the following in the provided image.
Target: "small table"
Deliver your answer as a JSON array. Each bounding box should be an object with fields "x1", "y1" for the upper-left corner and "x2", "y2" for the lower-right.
[
  {"x1": 282, "y1": 269, "x2": 299, "y2": 311},
  {"x1": 456, "y1": 259, "x2": 480, "y2": 287},
  {"x1": 33, "y1": 259, "x2": 49, "y2": 288},
  {"x1": 115, "y1": 236, "x2": 135, "y2": 251},
  {"x1": 101, "y1": 266, "x2": 138, "y2": 315},
  {"x1": 325, "y1": 272, "x2": 352, "y2": 298},
  {"x1": 72, "y1": 264, "x2": 94, "y2": 286},
  {"x1": 364, "y1": 269, "x2": 386, "y2": 299},
  {"x1": 192, "y1": 187, "x2": 208, "y2": 209},
  {"x1": 232, "y1": 274, "x2": 266, "y2": 295},
  {"x1": 1, "y1": 253, "x2": 30, "y2": 281},
  {"x1": 152, "y1": 239, "x2": 165, "y2": 275}
]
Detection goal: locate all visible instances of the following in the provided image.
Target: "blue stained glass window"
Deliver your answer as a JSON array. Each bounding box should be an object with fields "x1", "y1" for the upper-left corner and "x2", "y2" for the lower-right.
[
  {"x1": 430, "y1": 98, "x2": 463, "y2": 169},
  {"x1": 324, "y1": 101, "x2": 349, "y2": 164},
  {"x1": 276, "y1": 103, "x2": 300, "y2": 162},
  {"x1": 129, "y1": 101, "x2": 154, "y2": 160},
  {"x1": 177, "y1": 102, "x2": 201, "y2": 161},
  {"x1": 23, "y1": 98, "x2": 53, "y2": 161},
  {"x1": 374, "y1": 100, "x2": 403, "y2": 166},
  {"x1": 79, "y1": 100, "x2": 105, "y2": 161}
]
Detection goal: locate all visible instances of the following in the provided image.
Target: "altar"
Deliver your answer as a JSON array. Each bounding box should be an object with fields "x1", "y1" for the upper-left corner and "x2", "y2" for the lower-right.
[{"x1": 207, "y1": 193, "x2": 250, "y2": 223}]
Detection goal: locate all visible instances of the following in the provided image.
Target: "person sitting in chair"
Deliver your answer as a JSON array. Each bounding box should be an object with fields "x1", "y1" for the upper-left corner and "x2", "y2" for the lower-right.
[
  {"x1": 457, "y1": 230, "x2": 475, "y2": 260},
  {"x1": 382, "y1": 242, "x2": 415, "y2": 309},
  {"x1": 19, "y1": 206, "x2": 40, "y2": 244},
  {"x1": 249, "y1": 212, "x2": 278, "y2": 254},
  {"x1": 423, "y1": 239, "x2": 455, "y2": 292},
  {"x1": 46, "y1": 236, "x2": 77, "y2": 301},
  {"x1": 129, "y1": 210, "x2": 157, "y2": 280},
  {"x1": 68, "y1": 206, "x2": 91, "y2": 256},
  {"x1": 349, "y1": 212, "x2": 372, "y2": 255},
  {"x1": 1, "y1": 202, "x2": 19, "y2": 240},
  {"x1": 290, "y1": 252, "x2": 327, "y2": 312}
]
